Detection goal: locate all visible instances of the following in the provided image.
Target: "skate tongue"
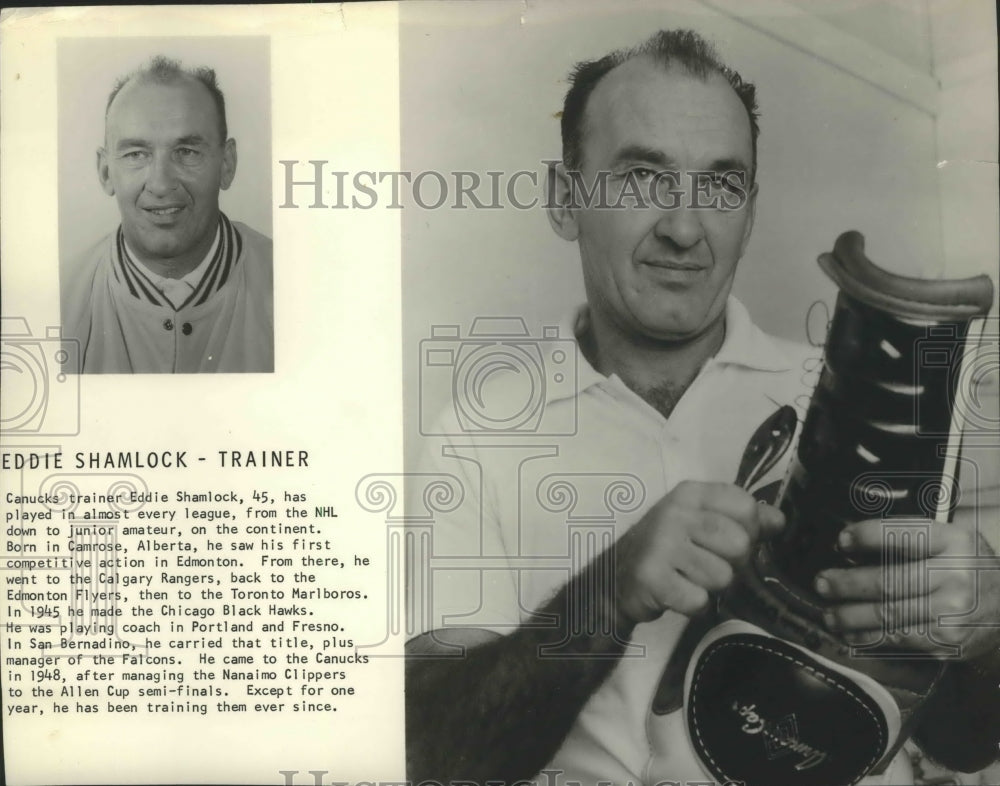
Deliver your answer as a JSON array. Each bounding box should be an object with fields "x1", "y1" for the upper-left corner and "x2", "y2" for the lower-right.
[{"x1": 818, "y1": 230, "x2": 993, "y2": 320}]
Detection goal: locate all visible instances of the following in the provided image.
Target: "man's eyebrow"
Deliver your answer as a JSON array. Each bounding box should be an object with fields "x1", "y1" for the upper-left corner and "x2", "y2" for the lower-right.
[
  {"x1": 610, "y1": 145, "x2": 676, "y2": 168},
  {"x1": 114, "y1": 138, "x2": 151, "y2": 150},
  {"x1": 703, "y1": 157, "x2": 750, "y2": 174},
  {"x1": 113, "y1": 135, "x2": 211, "y2": 150},
  {"x1": 175, "y1": 134, "x2": 210, "y2": 146}
]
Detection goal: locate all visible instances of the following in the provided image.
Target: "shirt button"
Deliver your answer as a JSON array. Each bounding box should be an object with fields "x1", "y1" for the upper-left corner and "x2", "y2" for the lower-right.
[
  {"x1": 182, "y1": 323, "x2": 193, "y2": 336},
  {"x1": 163, "y1": 319, "x2": 174, "y2": 331}
]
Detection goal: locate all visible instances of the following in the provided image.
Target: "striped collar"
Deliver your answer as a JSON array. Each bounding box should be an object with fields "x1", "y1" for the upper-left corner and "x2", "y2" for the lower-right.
[
  {"x1": 126, "y1": 229, "x2": 219, "y2": 306},
  {"x1": 111, "y1": 212, "x2": 243, "y2": 311}
]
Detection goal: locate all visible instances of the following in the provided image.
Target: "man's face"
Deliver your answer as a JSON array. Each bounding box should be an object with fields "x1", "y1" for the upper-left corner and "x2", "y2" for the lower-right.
[
  {"x1": 567, "y1": 59, "x2": 757, "y2": 344},
  {"x1": 98, "y1": 77, "x2": 236, "y2": 271}
]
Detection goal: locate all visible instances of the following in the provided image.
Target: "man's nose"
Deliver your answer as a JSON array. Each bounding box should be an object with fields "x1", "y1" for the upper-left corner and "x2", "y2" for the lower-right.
[
  {"x1": 144, "y1": 152, "x2": 179, "y2": 197},
  {"x1": 652, "y1": 199, "x2": 706, "y2": 249}
]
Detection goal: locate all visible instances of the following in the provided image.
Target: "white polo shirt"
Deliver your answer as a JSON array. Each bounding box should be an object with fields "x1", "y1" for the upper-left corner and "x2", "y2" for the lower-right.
[{"x1": 412, "y1": 297, "x2": 841, "y2": 784}]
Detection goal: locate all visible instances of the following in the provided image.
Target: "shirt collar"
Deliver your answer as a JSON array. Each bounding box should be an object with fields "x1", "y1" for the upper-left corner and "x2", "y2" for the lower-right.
[
  {"x1": 712, "y1": 296, "x2": 799, "y2": 372},
  {"x1": 548, "y1": 296, "x2": 797, "y2": 406}
]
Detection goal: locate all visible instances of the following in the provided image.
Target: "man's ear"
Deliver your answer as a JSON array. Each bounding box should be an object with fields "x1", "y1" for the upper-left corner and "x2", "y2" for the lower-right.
[
  {"x1": 738, "y1": 180, "x2": 759, "y2": 257},
  {"x1": 97, "y1": 148, "x2": 114, "y2": 196},
  {"x1": 546, "y1": 161, "x2": 579, "y2": 242},
  {"x1": 220, "y1": 138, "x2": 237, "y2": 191}
]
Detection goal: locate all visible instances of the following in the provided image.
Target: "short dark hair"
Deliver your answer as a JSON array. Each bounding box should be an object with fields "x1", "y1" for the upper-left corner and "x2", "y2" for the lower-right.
[
  {"x1": 561, "y1": 29, "x2": 759, "y2": 178},
  {"x1": 105, "y1": 55, "x2": 228, "y2": 143}
]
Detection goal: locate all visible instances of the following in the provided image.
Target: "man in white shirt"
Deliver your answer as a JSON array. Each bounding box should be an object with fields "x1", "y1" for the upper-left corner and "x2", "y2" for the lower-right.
[
  {"x1": 406, "y1": 28, "x2": 1000, "y2": 786},
  {"x1": 62, "y1": 55, "x2": 273, "y2": 374}
]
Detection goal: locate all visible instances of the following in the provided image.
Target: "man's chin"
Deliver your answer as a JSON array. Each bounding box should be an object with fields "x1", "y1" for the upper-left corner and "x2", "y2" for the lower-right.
[
  {"x1": 629, "y1": 292, "x2": 729, "y2": 342},
  {"x1": 634, "y1": 311, "x2": 719, "y2": 345},
  {"x1": 124, "y1": 225, "x2": 195, "y2": 260}
]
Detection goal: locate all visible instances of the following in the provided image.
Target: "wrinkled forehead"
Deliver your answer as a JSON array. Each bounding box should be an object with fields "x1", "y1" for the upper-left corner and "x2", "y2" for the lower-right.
[
  {"x1": 579, "y1": 57, "x2": 753, "y2": 170},
  {"x1": 105, "y1": 76, "x2": 222, "y2": 146}
]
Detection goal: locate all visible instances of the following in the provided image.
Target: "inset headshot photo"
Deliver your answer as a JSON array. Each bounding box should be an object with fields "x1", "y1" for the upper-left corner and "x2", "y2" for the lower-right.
[{"x1": 57, "y1": 37, "x2": 272, "y2": 374}]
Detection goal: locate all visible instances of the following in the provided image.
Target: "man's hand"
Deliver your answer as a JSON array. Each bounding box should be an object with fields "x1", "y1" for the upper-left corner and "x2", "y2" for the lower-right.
[
  {"x1": 407, "y1": 482, "x2": 784, "y2": 782},
  {"x1": 614, "y1": 480, "x2": 785, "y2": 625},
  {"x1": 816, "y1": 517, "x2": 1000, "y2": 659}
]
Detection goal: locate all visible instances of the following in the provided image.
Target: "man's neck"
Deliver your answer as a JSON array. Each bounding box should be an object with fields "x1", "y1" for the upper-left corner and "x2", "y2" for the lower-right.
[
  {"x1": 127, "y1": 219, "x2": 219, "y2": 280},
  {"x1": 581, "y1": 309, "x2": 726, "y2": 420}
]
